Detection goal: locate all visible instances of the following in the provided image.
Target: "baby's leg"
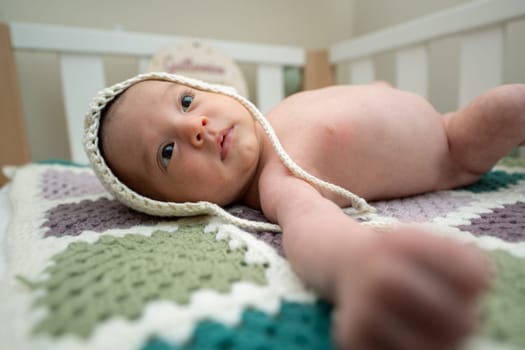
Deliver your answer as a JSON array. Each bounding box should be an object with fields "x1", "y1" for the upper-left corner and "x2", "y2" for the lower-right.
[{"x1": 443, "y1": 84, "x2": 525, "y2": 185}]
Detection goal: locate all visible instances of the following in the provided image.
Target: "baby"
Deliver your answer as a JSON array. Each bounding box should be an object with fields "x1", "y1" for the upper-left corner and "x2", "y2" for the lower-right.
[{"x1": 84, "y1": 72, "x2": 525, "y2": 350}]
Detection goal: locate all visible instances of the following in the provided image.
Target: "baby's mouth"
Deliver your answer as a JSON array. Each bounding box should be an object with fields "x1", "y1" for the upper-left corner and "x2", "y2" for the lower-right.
[{"x1": 219, "y1": 127, "x2": 234, "y2": 161}]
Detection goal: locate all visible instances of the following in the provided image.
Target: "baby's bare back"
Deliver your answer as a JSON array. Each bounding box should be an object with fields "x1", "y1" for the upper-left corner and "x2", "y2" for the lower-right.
[{"x1": 265, "y1": 84, "x2": 457, "y2": 206}]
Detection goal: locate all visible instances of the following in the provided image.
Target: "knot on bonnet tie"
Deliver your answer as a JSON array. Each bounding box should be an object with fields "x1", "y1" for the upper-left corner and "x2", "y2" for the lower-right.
[{"x1": 83, "y1": 72, "x2": 374, "y2": 232}]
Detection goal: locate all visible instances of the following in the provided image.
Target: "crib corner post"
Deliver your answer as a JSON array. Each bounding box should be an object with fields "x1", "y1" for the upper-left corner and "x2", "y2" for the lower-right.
[{"x1": 0, "y1": 23, "x2": 30, "y2": 185}]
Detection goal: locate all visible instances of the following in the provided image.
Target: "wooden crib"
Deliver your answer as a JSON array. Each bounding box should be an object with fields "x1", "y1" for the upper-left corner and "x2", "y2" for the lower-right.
[{"x1": 330, "y1": 0, "x2": 525, "y2": 109}]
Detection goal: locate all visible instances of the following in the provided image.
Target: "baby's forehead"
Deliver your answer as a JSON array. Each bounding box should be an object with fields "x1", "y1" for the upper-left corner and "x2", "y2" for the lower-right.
[
  {"x1": 116, "y1": 80, "x2": 176, "y2": 108},
  {"x1": 121, "y1": 80, "x2": 198, "y2": 105},
  {"x1": 107, "y1": 79, "x2": 195, "y2": 126},
  {"x1": 126, "y1": 79, "x2": 176, "y2": 95}
]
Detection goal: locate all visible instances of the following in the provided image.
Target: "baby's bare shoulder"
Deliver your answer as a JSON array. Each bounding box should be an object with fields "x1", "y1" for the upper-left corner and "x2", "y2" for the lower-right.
[{"x1": 255, "y1": 156, "x2": 322, "y2": 220}]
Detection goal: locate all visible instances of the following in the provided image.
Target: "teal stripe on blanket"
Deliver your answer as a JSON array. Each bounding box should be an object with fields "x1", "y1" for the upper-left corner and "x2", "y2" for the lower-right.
[
  {"x1": 458, "y1": 170, "x2": 525, "y2": 193},
  {"x1": 141, "y1": 301, "x2": 334, "y2": 350}
]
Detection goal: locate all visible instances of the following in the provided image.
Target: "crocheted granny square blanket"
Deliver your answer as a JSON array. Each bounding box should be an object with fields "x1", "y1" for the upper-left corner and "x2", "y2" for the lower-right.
[{"x1": 1, "y1": 160, "x2": 525, "y2": 350}]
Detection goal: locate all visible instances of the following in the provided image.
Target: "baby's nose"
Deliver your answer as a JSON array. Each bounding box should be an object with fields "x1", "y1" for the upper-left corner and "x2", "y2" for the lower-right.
[{"x1": 186, "y1": 116, "x2": 209, "y2": 147}]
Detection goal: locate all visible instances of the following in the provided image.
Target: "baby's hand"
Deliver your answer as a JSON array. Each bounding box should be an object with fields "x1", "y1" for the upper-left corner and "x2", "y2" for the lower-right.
[{"x1": 333, "y1": 226, "x2": 490, "y2": 350}]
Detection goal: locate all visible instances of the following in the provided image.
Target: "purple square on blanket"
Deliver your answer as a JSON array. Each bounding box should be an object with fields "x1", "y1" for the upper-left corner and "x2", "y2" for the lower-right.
[
  {"x1": 42, "y1": 198, "x2": 165, "y2": 237},
  {"x1": 373, "y1": 191, "x2": 473, "y2": 223},
  {"x1": 457, "y1": 201, "x2": 525, "y2": 242},
  {"x1": 40, "y1": 169, "x2": 105, "y2": 200}
]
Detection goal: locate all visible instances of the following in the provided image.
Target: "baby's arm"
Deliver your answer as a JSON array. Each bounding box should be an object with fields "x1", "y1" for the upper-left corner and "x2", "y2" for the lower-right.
[{"x1": 259, "y1": 170, "x2": 489, "y2": 350}]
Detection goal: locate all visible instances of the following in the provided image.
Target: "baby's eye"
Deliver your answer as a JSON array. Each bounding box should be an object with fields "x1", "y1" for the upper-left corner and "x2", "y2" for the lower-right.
[
  {"x1": 160, "y1": 143, "x2": 174, "y2": 168},
  {"x1": 181, "y1": 94, "x2": 193, "y2": 112}
]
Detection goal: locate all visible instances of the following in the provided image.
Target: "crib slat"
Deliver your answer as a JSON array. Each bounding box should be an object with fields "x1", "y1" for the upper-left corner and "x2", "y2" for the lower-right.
[
  {"x1": 459, "y1": 27, "x2": 503, "y2": 107},
  {"x1": 138, "y1": 57, "x2": 151, "y2": 73},
  {"x1": 257, "y1": 65, "x2": 284, "y2": 114},
  {"x1": 396, "y1": 46, "x2": 428, "y2": 98},
  {"x1": 60, "y1": 54, "x2": 105, "y2": 164},
  {"x1": 350, "y1": 59, "x2": 375, "y2": 85}
]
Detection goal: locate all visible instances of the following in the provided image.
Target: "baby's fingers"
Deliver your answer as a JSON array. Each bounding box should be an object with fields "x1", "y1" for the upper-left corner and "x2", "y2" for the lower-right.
[
  {"x1": 334, "y1": 256, "x2": 477, "y2": 350},
  {"x1": 390, "y1": 228, "x2": 491, "y2": 297},
  {"x1": 378, "y1": 257, "x2": 478, "y2": 341},
  {"x1": 365, "y1": 312, "x2": 455, "y2": 350},
  {"x1": 335, "y1": 304, "x2": 433, "y2": 350}
]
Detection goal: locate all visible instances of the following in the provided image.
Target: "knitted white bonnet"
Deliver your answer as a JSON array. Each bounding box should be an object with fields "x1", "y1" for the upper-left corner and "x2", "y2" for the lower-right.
[{"x1": 83, "y1": 72, "x2": 373, "y2": 232}]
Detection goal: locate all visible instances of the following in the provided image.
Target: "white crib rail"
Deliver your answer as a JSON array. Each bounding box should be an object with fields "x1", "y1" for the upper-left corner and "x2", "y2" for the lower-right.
[
  {"x1": 330, "y1": 0, "x2": 525, "y2": 105},
  {"x1": 9, "y1": 22, "x2": 305, "y2": 163}
]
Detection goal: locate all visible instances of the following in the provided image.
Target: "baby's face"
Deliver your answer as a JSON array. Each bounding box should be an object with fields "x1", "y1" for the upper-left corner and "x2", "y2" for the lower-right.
[{"x1": 102, "y1": 80, "x2": 262, "y2": 206}]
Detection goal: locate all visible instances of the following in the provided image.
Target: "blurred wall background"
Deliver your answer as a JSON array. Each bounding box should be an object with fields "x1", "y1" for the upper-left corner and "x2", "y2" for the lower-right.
[{"x1": 1, "y1": 0, "x2": 524, "y2": 161}]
